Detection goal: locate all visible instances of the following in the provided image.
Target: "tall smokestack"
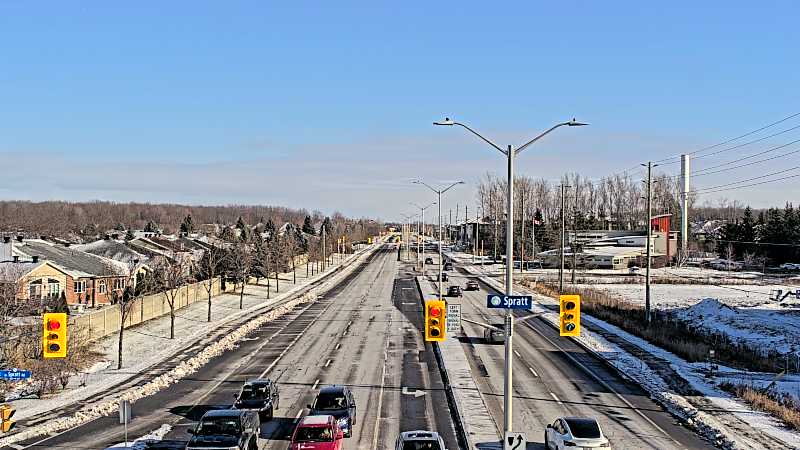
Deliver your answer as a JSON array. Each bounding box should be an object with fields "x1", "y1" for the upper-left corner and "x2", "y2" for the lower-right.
[{"x1": 680, "y1": 154, "x2": 691, "y2": 255}]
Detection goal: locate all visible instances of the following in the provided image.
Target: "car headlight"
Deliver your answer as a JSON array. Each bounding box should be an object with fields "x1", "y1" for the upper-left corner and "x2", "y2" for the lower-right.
[{"x1": 337, "y1": 417, "x2": 349, "y2": 427}]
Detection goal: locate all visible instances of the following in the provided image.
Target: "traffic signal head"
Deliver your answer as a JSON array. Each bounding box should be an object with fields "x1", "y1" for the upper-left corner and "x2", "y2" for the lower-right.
[
  {"x1": 559, "y1": 295, "x2": 581, "y2": 337},
  {"x1": 43, "y1": 312, "x2": 68, "y2": 358},
  {"x1": 424, "y1": 299, "x2": 446, "y2": 342},
  {"x1": 0, "y1": 405, "x2": 14, "y2": 433}
]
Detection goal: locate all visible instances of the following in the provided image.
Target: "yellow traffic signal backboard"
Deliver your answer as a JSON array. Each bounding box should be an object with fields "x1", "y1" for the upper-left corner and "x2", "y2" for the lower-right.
[
  {"x1": 559, "y1": 295, "x2": 581, "y2": 337},
  {"x1": 43, "y1": 312, "x2": 67, "y2": 358},
  {"x1": 1, "y1": 404, "x2": 15, "y2": 433},
  {"x1": 424, "y1": 299, "x2": 446, "y2": 342}
]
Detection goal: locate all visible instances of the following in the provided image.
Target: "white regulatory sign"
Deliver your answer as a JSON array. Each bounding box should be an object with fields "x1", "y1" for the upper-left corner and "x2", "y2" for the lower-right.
[
  {"x1": 504, "y1": 432, "x2": 526, "y2": 450},
  {"x1": 446, "y1": 303, "x2": 461, "y2": 334}
]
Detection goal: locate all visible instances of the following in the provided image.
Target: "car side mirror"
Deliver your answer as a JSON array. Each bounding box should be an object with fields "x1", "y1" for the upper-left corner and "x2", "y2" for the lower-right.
[
  {"x1": 546, "y1": 424, "x2": 552, "y2": 429},
  {"x1": 187, "y1": 428, "x2": 196, "y2": 435},
  {"x1": 306, "y1": 404, "x2": 312, "y2": 409}
]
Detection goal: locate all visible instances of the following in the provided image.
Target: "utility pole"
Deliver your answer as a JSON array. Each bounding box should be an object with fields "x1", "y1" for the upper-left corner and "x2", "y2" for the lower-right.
[
  {"x1": 559, "y1": 184, "x2": 569, "y2": 293},
  {"x1": 322, "y1": 225, "x2": 326, "y2": 271},
  {"x1": 434, "y1": 117, "x2": 587, "y2": 435},
  {"x1": 520, "y1": 192, "x2": 525, "y2": 273},
  {"x1": 644, "y1": 161, "x2": 654, "y2": 323},
  {"x1": 571, "y1": 187, "x2": 578, "y2": 284}
]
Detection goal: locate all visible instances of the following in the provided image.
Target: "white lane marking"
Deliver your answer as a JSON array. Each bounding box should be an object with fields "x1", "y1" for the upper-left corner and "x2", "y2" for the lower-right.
[
  {"x1": 514, "y1": 350, "x2": 521, "y2": 357},
  {"x1": 529, "y1": 367, "x2": 539, "y2": 377},
  {"x1": 402, "y1": 302, "x2": 416, "y2": 305},
  {"x1": 550, "y1": 392, "x2": 564, "y2": 406},
  {"x1": 312, "y1": 379, "x2": 319, "y2": 390},
  {"x1": 335, "y1": 343, "x2": 341, "y2": 350},
  {"x1": 295, "y1": 409, "x2": 303, "y2": 419},
  {"x1": 372, "y1": 324, "x2": 391, "y2": 450},
  {"x1": 324, "y1": 359, "x2": 332, "y2": 367}
]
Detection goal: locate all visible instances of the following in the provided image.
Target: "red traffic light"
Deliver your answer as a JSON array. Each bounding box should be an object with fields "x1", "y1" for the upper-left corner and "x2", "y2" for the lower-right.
[
  {"x1": 430, "y1": 306, "x2": 442, "y2": 317},
  {"x1": 47, "y1": 320, "x2": 61, "y2": 331}
]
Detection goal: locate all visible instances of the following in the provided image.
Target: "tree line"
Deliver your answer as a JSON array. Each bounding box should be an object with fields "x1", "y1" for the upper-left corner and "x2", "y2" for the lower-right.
[{"x1": 717, "y1": 204, "x2": 800, "y2": 264}]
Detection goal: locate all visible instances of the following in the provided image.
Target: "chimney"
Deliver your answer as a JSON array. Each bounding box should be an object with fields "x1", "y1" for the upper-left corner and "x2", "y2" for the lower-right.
[
  {"x1": 3, "y1": 236, "x2": 9, "y2": 243},
  {"x1": 112, "y1": 233, "x2": 120, "y2": 240},
  {"x1": 32, "y1": 255, "x2": 39, "y2": 263},
  {"x1": 12, "y1": 256, "x2": 19, "y2": 263},
  {"x1": 16, "y1": 235, "x2": 23, "y2": 242}
]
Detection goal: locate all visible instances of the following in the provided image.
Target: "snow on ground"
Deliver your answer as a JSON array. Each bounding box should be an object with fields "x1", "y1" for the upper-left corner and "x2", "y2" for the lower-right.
[
  {"x1": 6, "y1": 253, "x2": 356, "y2": 422},
  {"x1": 104, "y1": 424, "x2": 172, "y2": 449}
]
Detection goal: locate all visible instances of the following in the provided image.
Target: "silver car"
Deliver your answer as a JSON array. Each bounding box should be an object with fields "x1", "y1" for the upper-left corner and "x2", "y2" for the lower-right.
[
  {"x1": 545, "y1": 416, "x2": 610, "y2": 449},
  {"x1": 395, "y1": 430, "x2": 446, "y2": 450},
  {"x1": 483, "y1": 323, "x2": 505, "y2": 344}
]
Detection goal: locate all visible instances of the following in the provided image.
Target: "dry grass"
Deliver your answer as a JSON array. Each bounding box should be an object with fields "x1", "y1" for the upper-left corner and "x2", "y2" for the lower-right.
[
  {"x1": 523, "y1": 279, "x2": 788, "y2": 373},
  {"x1": 720, "y1": 382, "x2": 800, "y2": 430}
]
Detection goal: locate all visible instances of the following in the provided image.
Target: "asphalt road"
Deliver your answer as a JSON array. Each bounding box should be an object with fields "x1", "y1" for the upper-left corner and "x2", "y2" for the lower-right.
[
  {"x1": 9, "y1": 245, "x2": 458, "y2": 450},
  {"x1": 437, "y1": 263, "x2": 716, "y2": 450}
]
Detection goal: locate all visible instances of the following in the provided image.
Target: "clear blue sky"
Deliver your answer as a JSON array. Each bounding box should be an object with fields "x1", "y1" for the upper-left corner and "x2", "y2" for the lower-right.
[{"x1": 1, "y1": 1, "x2": 799, "y2": 220}]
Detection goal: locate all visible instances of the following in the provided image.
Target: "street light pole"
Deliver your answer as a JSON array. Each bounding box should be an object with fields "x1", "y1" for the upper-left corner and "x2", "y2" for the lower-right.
[
  {"x1": 414, "y1": 180, "x2": 464, "y2": 301},
  {"x1": 411, "y1": 202, "x2": 436, "y2": 271},
  {"x1": 434, "y1": 117, "x2": 587, "y2": 434}
]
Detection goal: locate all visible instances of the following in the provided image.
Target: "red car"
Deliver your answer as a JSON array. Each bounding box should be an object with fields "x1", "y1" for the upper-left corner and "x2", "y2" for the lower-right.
[{"x1": 291, "y1": 415, "x2": 345, "y2": 450}]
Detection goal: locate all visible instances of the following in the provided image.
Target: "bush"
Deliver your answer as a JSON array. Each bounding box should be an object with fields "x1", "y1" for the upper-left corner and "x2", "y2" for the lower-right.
[{"x1": 719, "y1": 382, "x2": 800, "y2": 430}]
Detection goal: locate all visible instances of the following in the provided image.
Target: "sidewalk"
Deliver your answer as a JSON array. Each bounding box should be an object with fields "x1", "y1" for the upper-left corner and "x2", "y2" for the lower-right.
[
  {"x1": 416, "y1": 275, "x2": 500, "y2": 449},
  {"x1": 8, "y1": 251, "x2": 363, "y2": 422}
]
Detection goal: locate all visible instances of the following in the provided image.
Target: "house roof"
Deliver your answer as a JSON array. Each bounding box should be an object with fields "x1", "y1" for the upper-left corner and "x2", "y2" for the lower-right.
[
  {"x1": 73, "y1": 239, "x2": 150, "y2": 265},
  {"x1": 0, "y1": 261, "x2": 72, "y2": 282},
  {"x1": 13, "y1": 240, "x2": 128, "y2": 278}
]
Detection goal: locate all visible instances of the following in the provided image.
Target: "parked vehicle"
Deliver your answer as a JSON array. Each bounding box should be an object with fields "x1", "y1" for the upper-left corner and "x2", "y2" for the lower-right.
[
  {"x1": 436, "y1": 272, "x2": 449, "y2": 282},
  {"x1": 483, "y1": 323, "x2": 505, "y2": 344},
  {"x1": 425, "y1": 257, "x2": 434, "y2": 265},
  {"x1": 779, "y1": 263, "x2": 800, "y2": 271},
  {"x1": 447, "y1": 285, "x2": 462, "y2": 297},
  {"x1": 394, "y1": 430, "x2": 446, "y2": 450},
  {"x1": 233, "y1": 378, "x2": 279, "y2": 420},
  {"x1": 308, "y1": 385, "x2": 357, "y2": 438},
  {"x1": 291, "y1": 415, "x2": 345, "y2": 450},
  {"x1": 186, "y1": 409, "x2": 260, "y2": 450},
  {"x1": 545, "y1": 416, "x2": 610, "y2": 449},
  {"x1": 443, "y1": 262, "x2": 454, "y2": 271},
  {"x1": 465, "y1": 280, "x2": 480, "y2": 291}
]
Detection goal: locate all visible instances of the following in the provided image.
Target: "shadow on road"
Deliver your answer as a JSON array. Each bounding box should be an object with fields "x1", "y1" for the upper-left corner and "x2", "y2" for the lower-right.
[{"x1": 168, "y1": 404, "x2": 231, "y2": 421}]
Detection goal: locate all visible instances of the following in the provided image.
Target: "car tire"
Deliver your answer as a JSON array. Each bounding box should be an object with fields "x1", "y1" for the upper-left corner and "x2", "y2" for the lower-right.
[
  {"x1": 543, "y1": 433, "x2": 550, "y2": 450},
  {"x1": 267, "y1": 405, "x2": 274, "y2": 421}
]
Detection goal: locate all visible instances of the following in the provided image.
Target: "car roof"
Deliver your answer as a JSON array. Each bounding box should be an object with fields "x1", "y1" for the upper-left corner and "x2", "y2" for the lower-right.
[
  {"x1": 244, "y1": 378, "x2": 272, "y2": 385},
  {"x1": 318, "y1": 385, "x2": 347, "y2": 394},
  {"x1": 563, "y1": 417, "x2": 600, "y2": 428},
  {"x1": 400, "y1": 430, "x2": 441, "y2": 441},
  {"x1": 202, "y1": 409, "x2": 246, "y2": 418},
  {"x1": 299, "y1": 415, "x2": 333, "y2": 426}
]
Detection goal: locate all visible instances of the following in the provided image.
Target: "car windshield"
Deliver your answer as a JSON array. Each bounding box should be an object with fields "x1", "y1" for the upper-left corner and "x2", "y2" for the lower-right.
[
  {"x1": 566, "y1": 418, "x2": 601, "y2": 438},
  {"x1": 295, "y1": 427, "x2": 334, "y2": 442},
  {"x1": 195, "y1": 417, "x2": 241, "y2": 436},
  {"x1": 314, "y1": 393, "x2": 347, "y2": 410},
  {"x1": 239, "y1": 385, "x2": 268, "y2": 400},
  {"x1": 402, "y1": 441, "x2": 442, "y2": 450}
]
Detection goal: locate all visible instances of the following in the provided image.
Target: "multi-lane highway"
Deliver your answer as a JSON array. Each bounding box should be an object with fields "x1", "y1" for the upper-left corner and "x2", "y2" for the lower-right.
[
  {"x1": 8, "y1": 245, "x2": 459, "y2": 450},
  {"x1": 431, "y1": 261, "x2": 715, "y2": 450}
]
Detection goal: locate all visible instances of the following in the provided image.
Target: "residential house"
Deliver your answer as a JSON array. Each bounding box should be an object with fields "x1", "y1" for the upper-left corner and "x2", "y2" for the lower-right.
[
  {"x1": 4, "y1": 237, "x2": 129, "y2": 307},
  {"x1": 0, "y1": 260, "x2": 74, "y2": 306}
]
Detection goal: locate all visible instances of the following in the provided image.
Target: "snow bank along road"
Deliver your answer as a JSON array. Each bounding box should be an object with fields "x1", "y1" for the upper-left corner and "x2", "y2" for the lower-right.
[
  {"x1": 434, "y1": 263, "x2": 716, "y2": 450},
  {"x1": 5, "y1": 245, "x2": 459, "y2": 450}
]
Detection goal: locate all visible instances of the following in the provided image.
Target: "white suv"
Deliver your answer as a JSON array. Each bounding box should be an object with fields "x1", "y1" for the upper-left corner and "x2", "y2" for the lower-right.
[
  {"x1": 545, "y1": 416, "x2": 610, "y2": 449},
  {"x1": 395, "y1": 430, "x2": 446, "y2": 450}
]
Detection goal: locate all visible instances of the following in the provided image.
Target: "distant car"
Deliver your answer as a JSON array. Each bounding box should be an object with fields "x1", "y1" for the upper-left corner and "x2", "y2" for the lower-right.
[
  {"x1": 233, "y1": 378, "x2": 279, "y2": 420},
  {"x1": 447, "y1": 285, "x2": 462, "y2": 297},
  {"x1": 483, "y1": 323, "x2": 505, "y2": 344},
  {"x1": 465, "y1": 280, "x2": 480, "y2": 291},
  {"x1": 545, "y1": 417, "x2": 610, "y2": 450},
  {"x1": 186, "y1": 409, "x2": 260, "y2": 450},
  {"x1": 291, "y1": 415, "x2": 345, "y2": 450},
  {"x1": 394, "y1": 430, "x2": 446, "y2": 450},
  {"x1": 443, "y1": 262, "x2": 454, "y2": 271},
  {"x1": 436, "y1": 272, "x2": 449, "y2": 282},
  {"x1": 425, "y1": 257, "x2": 434, "y2": 265},
  {"x1": 308, "y1": 385, "x2": 357, "y2": 438},
  {"x1": 780, "y1": 263, "x2": 799, "y2": 271}
]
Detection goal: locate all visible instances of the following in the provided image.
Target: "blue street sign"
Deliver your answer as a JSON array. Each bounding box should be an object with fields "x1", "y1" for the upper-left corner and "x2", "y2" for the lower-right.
[
  {"x1": 0, "y1": 369, "x2": 31, "y2": 381},
  {"x1": 487, "y1": 294, "x2": 533, "y2": 310}
]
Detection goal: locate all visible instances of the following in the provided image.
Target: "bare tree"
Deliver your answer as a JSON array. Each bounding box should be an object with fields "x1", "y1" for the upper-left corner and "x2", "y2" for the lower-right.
[
  {"x1": 155, "y1": 257, "x2": 187, "y2": 339},
  {"x1": 230, "y1": 241, "x2": 253, "y2": 309},
  {"x1": 198, "y1": 243, "x2": 226, "y2": 322},
  {"x1": 116, "y1": 262, "x2": 154, "y2": 369}
]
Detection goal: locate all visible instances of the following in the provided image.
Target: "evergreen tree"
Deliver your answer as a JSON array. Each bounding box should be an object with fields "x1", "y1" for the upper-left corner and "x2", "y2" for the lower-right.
[
  {"x1": 302, "y1": 216, "x2": 316, "y2": 235},
  {"x1": 125, "y1": 228, "x2": 135, "y2": 241},
  {"x1": 783, "y1": 203, "x2": 799, "y2": 261},
  {"x1": 716, "y1": 222, "x2": 740, "y2": 258},
  {"x1": 144, "y1": 221, "x2": 158, "y2": 233},
  {"x1": 264, "y1": 219, "x2": 277, "y2": 239},
  {"x1": 738, "y1": 206, "x2": 756, "y2": 257},
  {"x1": 220, "y1": 226, "x2": 237, "y2": 242},
  {"x1": 114, "y1": 222, "x2": 126, "y2": 231},
  {"x1": 321, "y1": 217, "x2": 333, "y2": 235},
  {"x1": 235, "y1": 216, "x2": 251, "y2": 242},
  {"x1": 180, "y1": 214, "x2": 195, "y2": 234}
]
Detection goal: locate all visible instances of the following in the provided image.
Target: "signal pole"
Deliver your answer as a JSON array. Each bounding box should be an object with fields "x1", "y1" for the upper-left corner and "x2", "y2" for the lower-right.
[
  {"x1": 559, "y1": 184, "x2": 570, "y2": 293},
  {"x1": 643, "y1": 161, "x2": 656, "y2": 324}
]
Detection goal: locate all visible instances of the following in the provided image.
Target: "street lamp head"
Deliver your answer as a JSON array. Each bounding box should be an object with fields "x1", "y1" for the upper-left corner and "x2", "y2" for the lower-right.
[
  {"x1": 567, "y1": 118, "x2": 589, "y2": 127},
  {"x1": 433, "y1": 117, "x2": 455, "y2": 126}
]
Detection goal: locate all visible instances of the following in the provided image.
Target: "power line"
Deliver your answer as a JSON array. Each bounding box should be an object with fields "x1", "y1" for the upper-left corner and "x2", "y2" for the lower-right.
[
  {"x1": 693, "y1": 138, "x2": 800, "y2": 175},
  {"x1": 691, "y1": 171, "x2": 800, "y2": 195},
  {"x1": 653, "y1": 111, "x2": 800, "y2": 164},
  {"x1": 692, "y1": 165, "x2": 800, "y2": 194},
  {"x1": 692, "y1": 123, "x2": 800, "y2": 161}
]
